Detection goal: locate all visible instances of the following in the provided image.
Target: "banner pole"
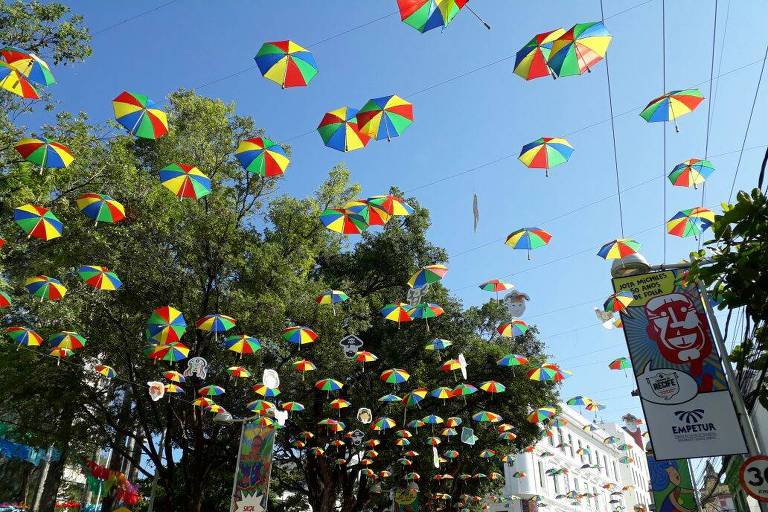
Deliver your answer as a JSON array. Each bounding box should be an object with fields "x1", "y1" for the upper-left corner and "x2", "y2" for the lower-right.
[{"x1": 229, "y1": 421, "x2": 247, "y2": 512}]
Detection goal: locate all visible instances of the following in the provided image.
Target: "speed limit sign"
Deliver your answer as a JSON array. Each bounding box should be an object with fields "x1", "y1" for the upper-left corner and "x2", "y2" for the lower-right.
[{"x1": 739, "y1": 455, "x2": 768, "y2": 502}]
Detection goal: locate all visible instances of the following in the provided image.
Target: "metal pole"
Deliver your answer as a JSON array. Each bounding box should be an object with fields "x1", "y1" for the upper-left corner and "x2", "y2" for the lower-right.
[
  {"x1": 699, "y1": 281, "x2": 768, "y2": 512},
  {"x1": 147, "y1": 427, "x2": 167, "y2": 512},
  {"x1": 228, "y1": 422, "x2": 247, "y2": 512},
  {"x1": 33, "y1": 445, "x2": 54, "y2": 512}
]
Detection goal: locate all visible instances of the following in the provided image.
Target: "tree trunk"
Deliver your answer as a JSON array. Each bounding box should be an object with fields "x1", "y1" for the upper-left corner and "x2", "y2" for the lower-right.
[{"x1": 37, "y1": 403, "x2": 75, "y2": 512}]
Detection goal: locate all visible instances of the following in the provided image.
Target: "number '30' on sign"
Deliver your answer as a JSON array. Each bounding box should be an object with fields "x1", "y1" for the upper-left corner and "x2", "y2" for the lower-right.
[{"x1": 739, "y1": 455, "x2": 768, "y2": 502}]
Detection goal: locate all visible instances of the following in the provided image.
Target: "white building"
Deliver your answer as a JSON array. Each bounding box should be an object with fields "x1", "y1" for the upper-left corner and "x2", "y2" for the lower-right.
[{"x1": 493, "y1": 404, "x2": 651, "y2": 512}]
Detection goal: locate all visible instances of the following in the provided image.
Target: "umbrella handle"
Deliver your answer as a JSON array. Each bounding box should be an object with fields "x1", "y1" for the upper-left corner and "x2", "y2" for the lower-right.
[{"x1": 466, "y1": 5, "x2": 491, "y2": 30}]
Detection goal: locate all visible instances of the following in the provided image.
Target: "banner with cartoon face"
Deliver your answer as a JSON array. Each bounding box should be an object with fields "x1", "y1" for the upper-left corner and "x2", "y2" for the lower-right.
[
  {"x1": 613, "y1": 269, "x2": 747, "y2": 459},
  {"x1": 230, "y1": 422, "x2": 276, "y2": 512}
]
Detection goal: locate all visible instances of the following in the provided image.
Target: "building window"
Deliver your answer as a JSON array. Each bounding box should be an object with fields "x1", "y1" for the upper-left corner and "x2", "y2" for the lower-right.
[
  {"x1": 603, "y1": 454, "x2": 609, "y2": 476},
  {"x1": 568, "y1": 434, "x2": 574, "y2": 457},
  {"x1": 537, "y1": 461, "x2": 545, "y2": 490},
  {"x1": 548, "y1": 431, "x2": 554, "y2": 446},
  {"x1": 613, "y1": 461, "x2": 619, "y2": 480},
  {"x1": 577, "y1": 439, "x2": 584, "y2": 462},
  {"x1": 553, "y1": 473, "x2": 560, "y2": 494}
]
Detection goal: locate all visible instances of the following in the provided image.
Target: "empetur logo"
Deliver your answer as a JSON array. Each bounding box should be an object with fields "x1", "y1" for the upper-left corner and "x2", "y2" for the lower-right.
[
  {"x1": 672, "y1": 408, "x2": 716, "y2": 435},
  {"x1": 674, "y1": 409, "x2": 705, "y2": 424}
]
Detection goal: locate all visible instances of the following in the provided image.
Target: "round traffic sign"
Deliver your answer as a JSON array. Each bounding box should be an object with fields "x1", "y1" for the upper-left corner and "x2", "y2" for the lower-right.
[{"x1": 739, "y1": 455, "x2": 768, "y2": 502}]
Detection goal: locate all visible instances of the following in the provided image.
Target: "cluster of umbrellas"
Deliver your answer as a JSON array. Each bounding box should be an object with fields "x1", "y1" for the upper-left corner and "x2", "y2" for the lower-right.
[
  {"x1": 321, "y1": 193, "x2": 415, "y2": 235},
  {"x1": 514, "y1": 22, "x2": 612, "y2": 80},
  {"x1": 317, "y1": 95, "x2": 414, "y2": 152},
  {"x1": 0, "y1": 46, "x2": 55, "y2": 99}
]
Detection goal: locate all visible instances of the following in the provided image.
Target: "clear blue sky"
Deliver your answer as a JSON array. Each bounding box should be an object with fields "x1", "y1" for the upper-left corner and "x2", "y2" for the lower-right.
[{"x1": 25, "y1": 0, "x2": 768, "y2": 425}]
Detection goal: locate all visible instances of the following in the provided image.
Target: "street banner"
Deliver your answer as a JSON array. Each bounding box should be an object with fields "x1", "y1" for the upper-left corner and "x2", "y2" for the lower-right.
[
  {"x1": 647, "y1": 455, "x2": 697, "y2": 512},
  {"x1": 230, "y1": 422, "x2": 276, "y2": 512},
  {"x1": 613, "y1": 269, "x2": 747, "y2": 459},
  {"x1": 393, "y1": 483, "x2": 420, "y2": 512}
]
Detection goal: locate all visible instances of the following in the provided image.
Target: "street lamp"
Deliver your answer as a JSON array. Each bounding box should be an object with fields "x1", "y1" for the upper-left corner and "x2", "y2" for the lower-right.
[{"x1": 610, "y1": 253, "x2": 651, "y2": 278}]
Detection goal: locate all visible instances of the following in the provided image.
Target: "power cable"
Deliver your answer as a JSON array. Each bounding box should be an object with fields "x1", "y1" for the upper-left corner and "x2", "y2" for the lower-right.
[
  {"x1": 661, "y1": 0, "x2": 667, "y2": 264},
  {"x1": 92, "y1": 0, "x2": 180, "y2": 36},
  {"x1": 699, "y1": 0, "x2": 720, "y2": 251}
]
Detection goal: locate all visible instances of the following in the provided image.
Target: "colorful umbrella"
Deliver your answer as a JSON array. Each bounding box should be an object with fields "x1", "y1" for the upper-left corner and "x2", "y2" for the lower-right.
[
  {"x1": 94, "y1": 364, "x2": 117, "y2": 379},
  {"x1": 479, "y1": 381, "x2": 506, "y2": 394},
  {"x1": 0, "y1": 291, "x2": 12, "y2": 309},
  {"x1": 355, "y1": 351, "x2": 378, "y2": 367},
  {"x1": 0, "y1": 47, "x2": 54, "y2": 86},
  {"x1": 76, "y1": 193, "x2": 126, "y2": 225},
  {"x1": 668, "y1": 159, "x2": 715, "y2": 188},
  {"x1": 198, "y1": 385, "x2": 225, "y2": 397},
  {"x1": 379, "y1": 393, "x2": 401, "y2": 403},
  {"x1": 431, "y1": 386, "x2": 453, "y2": 401},
  {"x1": 478, "y1": 279, "x2": 514, "y2": 300},
  {"x1": 499, "y1": 432, "x2": 517, "y2": 442},
  {"x1": 408, "y1": 264, "x2": 448, "y2": 289},
  {"x1": 527, "y1": 407, "x2": 557, "y2": 423},
  {"x1": 78, "y1": 265, "x2": 122, "y2": 291},
  {"x1": 586, "y1": 402, "x2": 606, "y2": 413},
  {"x1": 252, "y1": 384, "x2": 280, "y2": 398},
  {"x1": 344, "y1": 199, "x2": 391, "y2": 227},
  {"x1": 497, "y1": 319, "x2": 529, "y2": 338},
  {"x1": 315, "y1": 378, "x2": 343, "y2": 392},
  {"x1": 320, "y1": 208, "x2": 368, "y2": 235},
  {"x1": 397, "y1": 0, "x2": 468, "y2": 33},
  {"x1": 224, "y1": 334, "x2": 261, "y2": 356},
  {"x1": 497, "y1": 354, "x2": 529, "y2": 367},
  {"x1": 380, "y1": 368, "x2": 410, "y2": 385},
  {"x1": 159, "y1": 164, "x2": 211, "y2": 200},
  {"x1": 566, "y1": 396, "x2": 593, "y2": 407},
  {"x1": 247, "y1": 400, "x2": 275, "y2": 414},
  {"x1": 50, "y1": 347, "x2": 74, "y2": 364},
  {"x1": 5, "y1": 326, "x2": 42, "y2": 348},
  {"x1": 356, "y1": 95, "x2": 414, "y2": 141},
  {"x1": 608, "y1": 357, "x2": 631, "y2": 370},
  {"x1": 505, "y1": 227, "x2": 552, "y2": 259},
  {"x1": 235, "y1": 137, "x2": 290, "y2": 177},
  {"x1": 528, "y1": 365, "x2": 568, "y2": 382},
  {"x1": 195, "y1": 314, "x2": 236, "y2": 334},
  {"x1": 548, "y1": 22, "x2": 612, "y2": 77},
  {"x1": 518, "y1": 137, "x2": 574, "y2": 176},
  {"x1": 372, "y1": 417, "x2": 396, "y2": 431},
  {"x1": 330, "y1": 398, "x2": 351, "y2": 411},
  {"x1": 425, "y1": 338, "x2": 452, "y2": 353},
  {"x1": 480, "y1": 449, "x2": 497, "y2": 459},
  {"x1": 192, "y1": 397, "x2": 216, "y2": 409},
  {"x1": 317, "y1": 107, "x2": 370, "y2": 152},
  {"x1": 453, "y1": 383, "x2": 478, "y2": 402},
  {"x1": 667, "y1": 208, "x2": 715, "y2": 238},
  {"x1": 163, "y1": 370, "x2": 185, "y2": 383},
  {"x1": 408, "y1": 303, "x2": 444, "y2": 331},
  {"x1": 254, "y1": 41, "x2": 318, "y2": 88},
  {"x1": 603, "y1": 291, "x2": 634, "y2": 313},
  {"x1": 146, "y1": 306, "x2": 187, "y2": 344},
  {"x1": 0, "y1": 61, "x2": 39, "y2": 99},
  {"x1": 14, "y1": 138, "x2": 74, "y2": 172},
  {"x1": 112, "y1": 91, "x2": 168, "y2": 139},
  {"x1": 148, "y1": 342, "x2": 190, "y2": 363},
  {"x1": 14, "y1": 204, "x2": 63, "y2": 240},
  {"x1": 514, "y1": 28, "x2": 566, "y2": 80},
  {"x1": 597, "y1": 238, "x2": 641, "y2": 260},
  {"x1": 315, "y1": 289, "x2": 349, "y2": 315},
  {"x1": 281, "y1": 326, "x2": 318, "y2": 346},
  {"x1": 402, "y1": 388, "x2": 428, "y2": 408},
  {"x1": 48, "y1": 331, "x2": 86, "y2": 350},
  {"x1": 24, "y1": 275, "x2": 67, "y2": 301},
  {"x1": 640, "y1": 89, "x2": 704, "y2": 131},
  {"x1": 472, "y1": 411, "x2": 502, "y2": 423},
  {"x1": 381, "y1": 302, "x2": 413, "y2": 326},
  {"x1": 367, "y1": 194, "x2": 414, "y2": 216},
  {"x1": 226, "y1": 366, "x2": 251, "y2": 378},
  {"x1": 292, "y1": 358, "x2": 316, "y2": 378}
]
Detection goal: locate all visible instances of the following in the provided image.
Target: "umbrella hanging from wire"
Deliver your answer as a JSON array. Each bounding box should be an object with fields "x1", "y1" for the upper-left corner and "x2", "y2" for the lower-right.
[
  {"x1": 668, "y1": 159, "x2": 714, "y2": 188},
  {"x1": 667, "y1": 207, "x2": 715, "y2": 239},
  {"x1": 505, "y1": 227, "x2": 552, "y2": 259},
  {"x1": 254, "y1": 40, "x2": 318, "y2": 89},
  {"x1": 639, "y1": 89, "x2": 704, "y2": 132},
  {"x1": 514, "y1": 29, "x2": 565, "y2": 80},
  {"x1": 112, "y1": 91, "x2": 168, "y2": 139}
]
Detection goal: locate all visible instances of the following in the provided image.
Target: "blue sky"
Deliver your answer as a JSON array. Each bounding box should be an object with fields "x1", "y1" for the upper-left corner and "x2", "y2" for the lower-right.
[{"x1": 25, "y1": 0, "x2": 768, "y2": 426}]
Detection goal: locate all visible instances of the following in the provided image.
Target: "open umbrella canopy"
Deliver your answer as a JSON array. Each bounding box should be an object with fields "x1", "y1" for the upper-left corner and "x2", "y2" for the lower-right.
[
  {"x1": 146, "y1": 306, "x2": 187, "y2": 344},
  {"x1": 497, "y1": 354, "x2": 529, "y2": 367},
  {"x1": 5, "y1": 327, "x2": 42, "y2": 347},
  {"x1": 409, "y1": 303, "x2": 444, "y2": 320},
  {"x1": 320, "y1": 208, "x2": 369, "y2": 234},
  {"x1": 148, "y1": 342, "x2": 190, "y2": 362},
  {"x1": 597, "y1": 238, "x2": 640, "y2": 260},
  {"x1": 397, "y1": 0, "x2": 468, "y2": 33},
  {"x1": 317, "y1": 107, "x2": 370, "y2": 152},
  {"x1": 518, "y1": 137, "x2": 574, "y2": 176},
  {"x1": 24, "y1": 275, "x2": 67, "y2": 301},
  {"x1": 247, "y1": 400, "x2": 276, "y2": 414},
  {"x1": 453, "y1": 383, "x2": 478, "y2": 398},
  {"x1": 94, "y1": 364, "x2": 117, "y2": 379},
  {"x1": 431, "y1": 386, "x2": 453, "y2": 400},
  {"x1": 667, "y1": 207, "x2": 715, "y2": 238},
  {"x1": 380, "y1": 368, "x2": 410, "y2": 385},
  {"x1": 48, "y1": 331, "x2": 87, "y2": 350},
  {"x1": 281, "y1": 326, "x2": 318, "y2": 345},
  {"x1": 548, "y1": 22, "x2": 612, "y2": 77},
  {"x1": 292, "y1": 358, "x2": 317, "y2": 373},
  {"x1": 0, "y1": 61, "x2": 39, "y2": 99},
  {"x1": 78, "y1": 265, "x2": 122, "y2": 291},
  {"x1": 378, "y1": 393, "x2": 400, "y2": 403},
  {"x1": 76, "y1": 193, "x2": 126, "y2": 224},
  {"x1": 163, "y1": 371, "x2": 185, "y2": 383},
  {"x1": 478, "y1": 279, "x2": 514, "y2": 293},
  {"x1": 344, "y1": 199, "x2": 391, "y2": 227},
  {"x1": 479, "y1": 381, "x2": 506, "y2": 393},
  {"x1": 315, "y1": 289, "x2": 349, "y2": 305},
  {"x1": 372, "y1": 416, "x2": 396, "y2": 431},
  {"x1": 255, "y1": 40, "x2": 318, "y2": 88},
  {"x1": 472, "y1": 411, "x2": 502, "y2": 423},
  {"x1": 497, "y1": 319, "x2": 529, "y2": 337},
  {"x1": 314, "y1": 378, "x2": 343, "y2": 392},
  {"x1": 198, "y1": 385, "x2": 225, "y2": 397},
  {"x1": 14, "y1": 204, "x2": 63, "y2": 240},
  {"x1": 252, "y1": 383, "x2": 281, "y2": 397},
  {"x1": 235, "y1": 137, "x2": 290, "y2": 177},
  {"x1": 367, "y1": 194, "x2": 414, "y2": 216},
  {"x1": 381, "y1": 302, "x2": 413, "y2": 324},
  {"x1": 402, "y1": 388, "x2": 428, "y2": 407},
  {"x1": 527, "y1": 407, "x2": 557, "y2": 423},
  {"x1": 14, "y1": 138, "x2": 74, "y2": 170},
  {"x1": 355, "y1": 351, "x2": 378, "y2": 363},
  {"x1": 282, "y1": 401, "x2": 305, "y2": 412},
  {"x1": 330, "y1": 398, "x2": 351, "y2": 410},
  {"x1": 505, "y1": 227, "x2": 552, "y2": 258},
  {"x1": 0, "y1": 291, "x2": 12, "y2": 309},
  {"x1": 1, "y1": 47, "x2": 55, "y2": 86},
  {"x1": 408, "y1": 264, "x2": 448, "y2": 289},
  {"x1": 608, "y1": 357, "x2": 631, "y2": 370},
  {"x1": 224, "y1": 334, "x2": 261, "y2": 355},
  {"x1": 159, "y1": 164, "x2": 211, "y2": 200},
  {"x1": 356, "y1": 95, "x2": 414, "y2": 141},
  {"x1": 425, "y1": 338, "x2": 452, "y2": 351},
  {"x1": 640, "y1": 89, "x2": 704, "y2": 129},
  {"x1": 603, "y1": 291, "x2": 634, "y2": 313},
  {"x1": 226, "y1": 366, "x2": 251, "y2": 378},
  {"x1": 514, "y1": 28, "x2": 565, "y2": 80},
  {"x1": 195, "y1": 314, "x2": 236, "y2": 334},
  {"x1": 566, "y1": 396, "x2": 593, "y2": 407},
  {"x1": 668, "y1": 159, "x2": 715, "y2": 187},
  {"x1": 112, "y1": 91, "x2": 168, "y2": 139}
]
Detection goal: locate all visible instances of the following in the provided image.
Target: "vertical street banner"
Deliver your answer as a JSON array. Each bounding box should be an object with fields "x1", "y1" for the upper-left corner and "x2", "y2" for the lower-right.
[
  {"x1": 230, "y1": 422, "x2": 276, "y2": 512},
  {"x1": 612, "y1": 269, "x2": 747, "y2": 459},
  {"x1": 647, "y1": 455, "x2": 697, "y2": 512}
]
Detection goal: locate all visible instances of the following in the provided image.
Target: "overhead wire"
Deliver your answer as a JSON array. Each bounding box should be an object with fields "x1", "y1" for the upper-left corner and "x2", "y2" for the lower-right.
[
  {"x1": 91, "y1": 0, "x2": 181, "y2": 36},
  {"x1": 661, "y1": 0, "x2": 667, "y2": 264}
]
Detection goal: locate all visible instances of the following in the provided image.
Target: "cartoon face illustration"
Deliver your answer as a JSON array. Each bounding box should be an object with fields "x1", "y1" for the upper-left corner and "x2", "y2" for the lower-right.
[
  {"x1": 503, "y1": 290, "x2": 530, "y2": 318},
  {"x1": 339, "y1": 335, "x2": 364, "y2": 358},
  {"x1": 645, "y1": 293, "x2": 712, "y2": 365},
  {"x1": 147, "y1": 381, "x2": 165, "y2": 401},
  {"x1": 183, "y1": 356, "x2": 209, "y2": 379}
]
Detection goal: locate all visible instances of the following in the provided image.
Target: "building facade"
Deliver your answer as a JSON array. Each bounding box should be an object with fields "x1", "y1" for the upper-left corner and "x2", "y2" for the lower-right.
[{"x1": 494, "y1": 404, "x2": 651, "y2": 512}]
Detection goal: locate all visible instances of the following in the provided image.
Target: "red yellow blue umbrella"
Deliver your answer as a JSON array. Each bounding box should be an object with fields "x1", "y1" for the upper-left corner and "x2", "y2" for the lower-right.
[
  {"x1": 198, "y1": 385, "x2": 225, "y2": 397},
  {"x1": 527, "y1": 407, "x2": 557, "y2": 423},
  {"x1": 49, "y1": 331, "x2": 87, "y2": 350},
  {"x1": 380, "y1": 368, "x2": 410, "y2": 385},
  {"x1": 640, "y1": 89, "x2": 704, "y2": 132},
  {"x1": 254, "y1": 41, "x2": 318, "y2": 89},
  {"x1": 497, "y1": 319, "x2": 528, "y2": 338},
  {"x1": 597, "y1": 239, "x2": 640, "y2": 260},
  {"x1": 24, "y1": 275, "x2": 67, "y2": 301},
  {"x1": 163, "y1": 370, "x2": 185, "y2": 383},
  {"x1": 548, "y1": 22, "x2": 612, "y2": 77},
  {"x1": 94, "y1": 364, "x2": 117, "y2": 379},
  {"x1": 0, "y1": 61, "x2": 39, "y2": 99},
  {"x1": 381, "y1": 302, "x2": 413, "y2": 326},
  {"x1": 282, "y1": 326, "x2": 317, "y2": 346},
  {"x1": 372, "y1": 416, "x2": 396, "y2": 431},
  {"x1": 518, "y1": 137, "x2": 574, "y2": 176},
  {"x1": 224, "y1": 334, "x2": 261, "y2": 357},
  {"x1": 315, "y1": 289, "x2": 349, "y2": 315},
  {"x1": 603, "y1": 291, "x2": 634, "y2": 313},
  {"x1": 0, "y1": 291, "x2": 12, "y2": 309},
  {"x1": 159, "y1": 164, "x2": 211, "y2": 200},
  {"x1": 112, "y1": 91, "x2": 168, "y2": 139},
  {"x1": 226, "y1": 366, "x2": 251, "y2": 378},
  {"x1": 505, "y1": 227, "x2": 552, "y2": 259},
  {"x1": 408, "y1": 264, "x2": 448, "y2": 289},
  {"x1": 14, "y1": 204, "x2": 63, "y2": 240},
  {"x1": 252, "y1": 383, "x2": 281, "y2": 397},
  {"x1": 479, "y1": 381, "x2": 506, "y2": 394},
  {"x1": 317, "y1": 107, "x2": 370, "y2": 152},
  {"x1": 78, "y1": 265, "x2": 122, "y2": 291},
  {"x1": 5, "y1": 326, "x2": 42, "y2": 349},
  {"x1": 50, "y1": 347, "x2": 74, "y2": 365},
  {"x1": 514, "y1": 28, "x2": 565, "y2": 80},
  {"x1": 148, "y1": 342, "x2": 189, "y2": 363},
  {"x1": 320, "y1": 208, "x2": 368, "y2": 235},
  {"x1": 1, "y1": 47, "x2": 55, "y2": 86},
  {"x1": 472, "y1": 411, "x2": 502, "y2": 423},
  {"x1": 397, "y1": 0, "x2": 468, "y2": 33},
  {"x1": 292, "y1": 358, "x2": 316, "y2": 380},
  {"x1": 478, "y1": 279, "x2": 513, "y2": 300},
  {"x1": 667, "y1": 208, "x2": 715, "y2": 239},
  {"x1": 235, "y1": 137, "x2": 290, "y2": 177},
  {"x1": 247, "y1": 400, "x2": 275, "y2": 414},
  {"x1": 408, "y1": 303, "x2": 444, "y2": 332},
  {"x1": 76, "y1": 193, "x2": 126, "y2": 225},
  {"x1": 146, "y1": 306, "x2": 186, "y2": 344},
  {"x1": 367, "y1": 194, "x2": 414, "y2": 216},
  {"x1": 14, "y1": 138, "x2": 74, "y2": 173},
  {"x1": 668, "y1": 159, "x2": 714, "y2": 188},
  {"x1": 195, "y1": 314, "x2": 236, "y2": 334},
  {"x1": 344, "y1": 199, "x2": 391, "y2": 227},
  {"x1": 356, "y1": 95, "x2": 414, "y2": 141}
]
